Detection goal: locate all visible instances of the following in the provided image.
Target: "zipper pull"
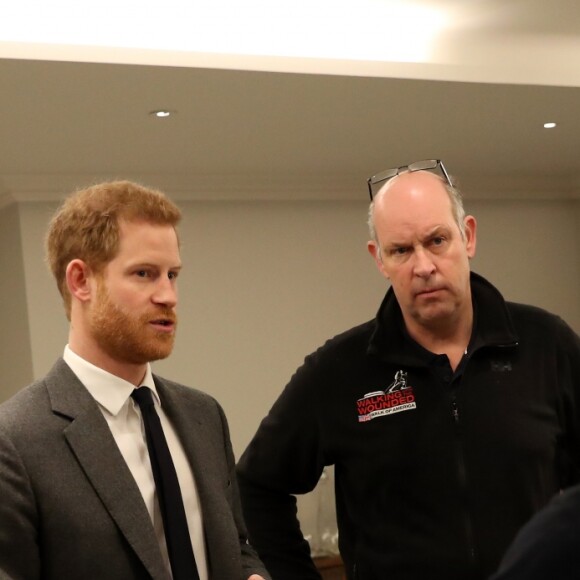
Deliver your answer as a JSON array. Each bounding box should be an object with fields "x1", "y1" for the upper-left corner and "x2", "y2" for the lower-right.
[{"x1": 452, "y1": 400, "x2": 460, "y2": 423}]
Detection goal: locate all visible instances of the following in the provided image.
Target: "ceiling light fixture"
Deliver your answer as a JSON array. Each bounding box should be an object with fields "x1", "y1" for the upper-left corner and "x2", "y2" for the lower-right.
[
  {"x1": 543, "y1": 122, "x2": 557, "y2": 129},
  {"x1": 150, "y1": 110, "x2": 173, "y2": 118}
]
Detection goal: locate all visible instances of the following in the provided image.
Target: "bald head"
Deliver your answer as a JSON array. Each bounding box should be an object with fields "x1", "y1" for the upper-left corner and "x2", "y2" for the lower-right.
[{"x1": 368, "y1": 171, "x2": 466, "y2": 244}]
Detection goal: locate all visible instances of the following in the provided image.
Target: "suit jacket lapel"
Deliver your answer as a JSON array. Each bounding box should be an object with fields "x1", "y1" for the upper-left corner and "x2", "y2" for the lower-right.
[
  {"x1": 157, "y1": 379, "x2": 239, "y2": 579},
  {"x1": 46, "y1": 359, "x2": 169, "y2": 580}
]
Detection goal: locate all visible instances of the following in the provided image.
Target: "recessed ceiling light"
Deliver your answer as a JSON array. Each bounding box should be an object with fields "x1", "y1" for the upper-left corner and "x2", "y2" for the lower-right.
[
  {"x1": 150, "y1": 110, "x2": 173, "y2": 118},
  {"x1": 543, "y1": 122, "x2": 557, "y2": 129}
]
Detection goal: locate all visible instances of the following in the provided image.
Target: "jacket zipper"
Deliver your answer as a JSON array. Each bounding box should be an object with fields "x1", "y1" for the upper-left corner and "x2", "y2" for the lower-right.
[{"x1": 451, "y1": 398, "x2": 477, "y2": 567}]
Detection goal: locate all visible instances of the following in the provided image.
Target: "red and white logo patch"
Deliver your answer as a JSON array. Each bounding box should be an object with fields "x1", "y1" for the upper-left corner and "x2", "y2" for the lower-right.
[{"x1": 357, "y1": 370, "x2": 416, "y2": 422}]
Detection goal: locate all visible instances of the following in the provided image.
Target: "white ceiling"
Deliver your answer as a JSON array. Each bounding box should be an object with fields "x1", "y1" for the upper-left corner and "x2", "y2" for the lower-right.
[{"x1": 1, "y1": 0, "x2": 580, "y2": 203}]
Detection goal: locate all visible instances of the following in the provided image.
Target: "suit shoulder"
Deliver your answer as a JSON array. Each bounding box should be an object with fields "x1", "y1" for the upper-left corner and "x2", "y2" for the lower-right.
[
  {"x1": 0, "y1": 379, "x2": 49, "y2": 430},
  {"x1": 153, "y1": 375, "x2": 221, "y2": 409}
]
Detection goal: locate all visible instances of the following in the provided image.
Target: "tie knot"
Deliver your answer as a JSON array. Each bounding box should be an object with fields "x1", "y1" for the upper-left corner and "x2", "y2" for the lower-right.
[{"x1": 132, "y1": 387, "x2": 155, "y2": 408}]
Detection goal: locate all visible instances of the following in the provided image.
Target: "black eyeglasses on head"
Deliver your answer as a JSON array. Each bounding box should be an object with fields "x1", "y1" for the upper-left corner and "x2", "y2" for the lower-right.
[{"x1": 366, "y1": 159, "x2": 452, "y2": 201}]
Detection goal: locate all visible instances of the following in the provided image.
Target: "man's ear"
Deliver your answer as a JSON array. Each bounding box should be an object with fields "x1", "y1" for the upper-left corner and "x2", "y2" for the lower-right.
[
  {"x1": 463, "y1": 215, "x2": 477, "y2": 259},
  {"x1": 65, "y1": 259, "x2": 94, "y2": 304},
  {"x1": 367, "y1": 241, "x2": 389, "y2": 280}
]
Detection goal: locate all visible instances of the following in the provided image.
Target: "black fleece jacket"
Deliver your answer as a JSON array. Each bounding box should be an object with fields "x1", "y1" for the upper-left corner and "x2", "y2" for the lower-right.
[{"x1": 237, "y1": 272, "x2": 580, "y2": 580}]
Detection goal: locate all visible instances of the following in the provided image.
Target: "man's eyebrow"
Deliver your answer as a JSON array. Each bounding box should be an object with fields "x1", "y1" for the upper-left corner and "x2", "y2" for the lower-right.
[
  {"x1": 129, "y1": 262, "x2": 183, "y2": 270},
  {"x1": 385, "y1": 226, "x2": 449, "y2": 245},
  {"x1": 385, "y1": 240, "x2": 407, "y2": 249},
  {"x1": 421, "y1": 225, "x2": 451, "y2": 240}
]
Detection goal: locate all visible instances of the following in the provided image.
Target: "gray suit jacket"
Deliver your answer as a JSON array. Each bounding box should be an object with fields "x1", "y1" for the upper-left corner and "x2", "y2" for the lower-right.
[{"x1": 0, "y1": 359, "x2": 270, "y2": 580}]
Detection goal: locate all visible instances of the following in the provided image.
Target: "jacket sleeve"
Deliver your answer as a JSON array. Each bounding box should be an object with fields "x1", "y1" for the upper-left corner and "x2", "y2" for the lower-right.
[
  {"x1": 236, "y1": 356, "x2": 328, "y2": 580},
  {"x1": 0, "y1": 426, "x2": 41, "y2": 579},
  {"x1": 489, "y1": 485, "x2": 580, "y2": 580},
  {"x1": 555, "y1": 320, "x2": 580, "y2": 488}
]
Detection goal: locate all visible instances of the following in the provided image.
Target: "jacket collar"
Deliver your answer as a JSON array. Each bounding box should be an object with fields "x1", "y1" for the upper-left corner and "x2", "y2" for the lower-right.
[{"x1": 368, "y1": 271, "x2": 519, "y2": 365}]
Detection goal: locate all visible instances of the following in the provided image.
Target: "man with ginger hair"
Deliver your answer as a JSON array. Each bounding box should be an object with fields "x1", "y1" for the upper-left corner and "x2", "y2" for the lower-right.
[
  {"x1": 0, "y1": 180, "x2": 269, "y2": 580},
  {"x1": 237, "y1": 160, "x2": 580, "y2": 579}
]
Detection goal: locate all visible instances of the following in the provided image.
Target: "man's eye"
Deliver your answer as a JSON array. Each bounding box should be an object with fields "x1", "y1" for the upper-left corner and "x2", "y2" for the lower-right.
[
  {"x1": 168, "y1": 271, "x2": 179, "y2": 280},
  {"x1": 392, "y1": 247, "x2": 408, "y2": 256},
  {"x1": 136, "y1": 270, "x2": 149, "y2": 277},
  {"x1": 432, "y1": 237, "x2": 445, "y2": 246}
]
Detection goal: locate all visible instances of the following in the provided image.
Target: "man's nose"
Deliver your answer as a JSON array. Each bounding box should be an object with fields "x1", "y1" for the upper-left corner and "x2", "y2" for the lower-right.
[
  {"x1": 413, "y1": 248, "x2": 436, "y2": 278},
  {"x1": 152, "y1": 277, "x2": 178, "y2": 307}
]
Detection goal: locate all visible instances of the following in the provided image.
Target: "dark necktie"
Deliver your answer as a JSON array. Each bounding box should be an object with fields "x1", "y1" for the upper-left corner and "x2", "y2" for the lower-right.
[{"x1": 131, "y1": 387, "x2": 200, "y2": 580}]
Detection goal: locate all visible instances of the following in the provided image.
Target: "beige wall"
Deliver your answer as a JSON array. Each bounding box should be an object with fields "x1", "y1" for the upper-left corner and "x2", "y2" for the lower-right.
[
  {"x1": 17, "y1": 202, "x2": 66, "y2": 379},
  {"x1": 467, "y1": 199, "x2": 580, "y2": 327},
  {"x1": 0, "y1": 203, "x2": 33, "y2": 395},
  {"x1": 6, "y1": 196, "x2": 580, "y2": 455}
]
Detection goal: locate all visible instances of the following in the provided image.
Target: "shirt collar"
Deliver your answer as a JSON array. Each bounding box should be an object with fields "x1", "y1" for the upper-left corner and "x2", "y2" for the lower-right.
[{"x1": 63, "y1": 345, "x2": 159, "y2": 416}]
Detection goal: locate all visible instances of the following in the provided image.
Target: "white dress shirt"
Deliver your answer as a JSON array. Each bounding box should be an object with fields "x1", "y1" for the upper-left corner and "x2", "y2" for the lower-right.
[{"x1": 63, "y1": 346, "x2": 208, "y2": 580}]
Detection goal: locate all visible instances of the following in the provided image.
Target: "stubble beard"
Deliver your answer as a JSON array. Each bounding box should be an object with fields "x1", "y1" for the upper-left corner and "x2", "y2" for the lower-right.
[{"x1": 90, "y1": 284, "x2": 176, "y2": 366}]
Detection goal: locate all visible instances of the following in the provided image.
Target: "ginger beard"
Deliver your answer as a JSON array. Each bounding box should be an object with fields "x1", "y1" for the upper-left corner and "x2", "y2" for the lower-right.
[{"x1": 89, "y1": 279, "x2": 177, "y2": 365}]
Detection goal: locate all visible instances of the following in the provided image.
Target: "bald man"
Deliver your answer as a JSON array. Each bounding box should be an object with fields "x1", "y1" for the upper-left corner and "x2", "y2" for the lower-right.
[{"x1": 237, "y1": 160, "x2": 580, "y2": 580}]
